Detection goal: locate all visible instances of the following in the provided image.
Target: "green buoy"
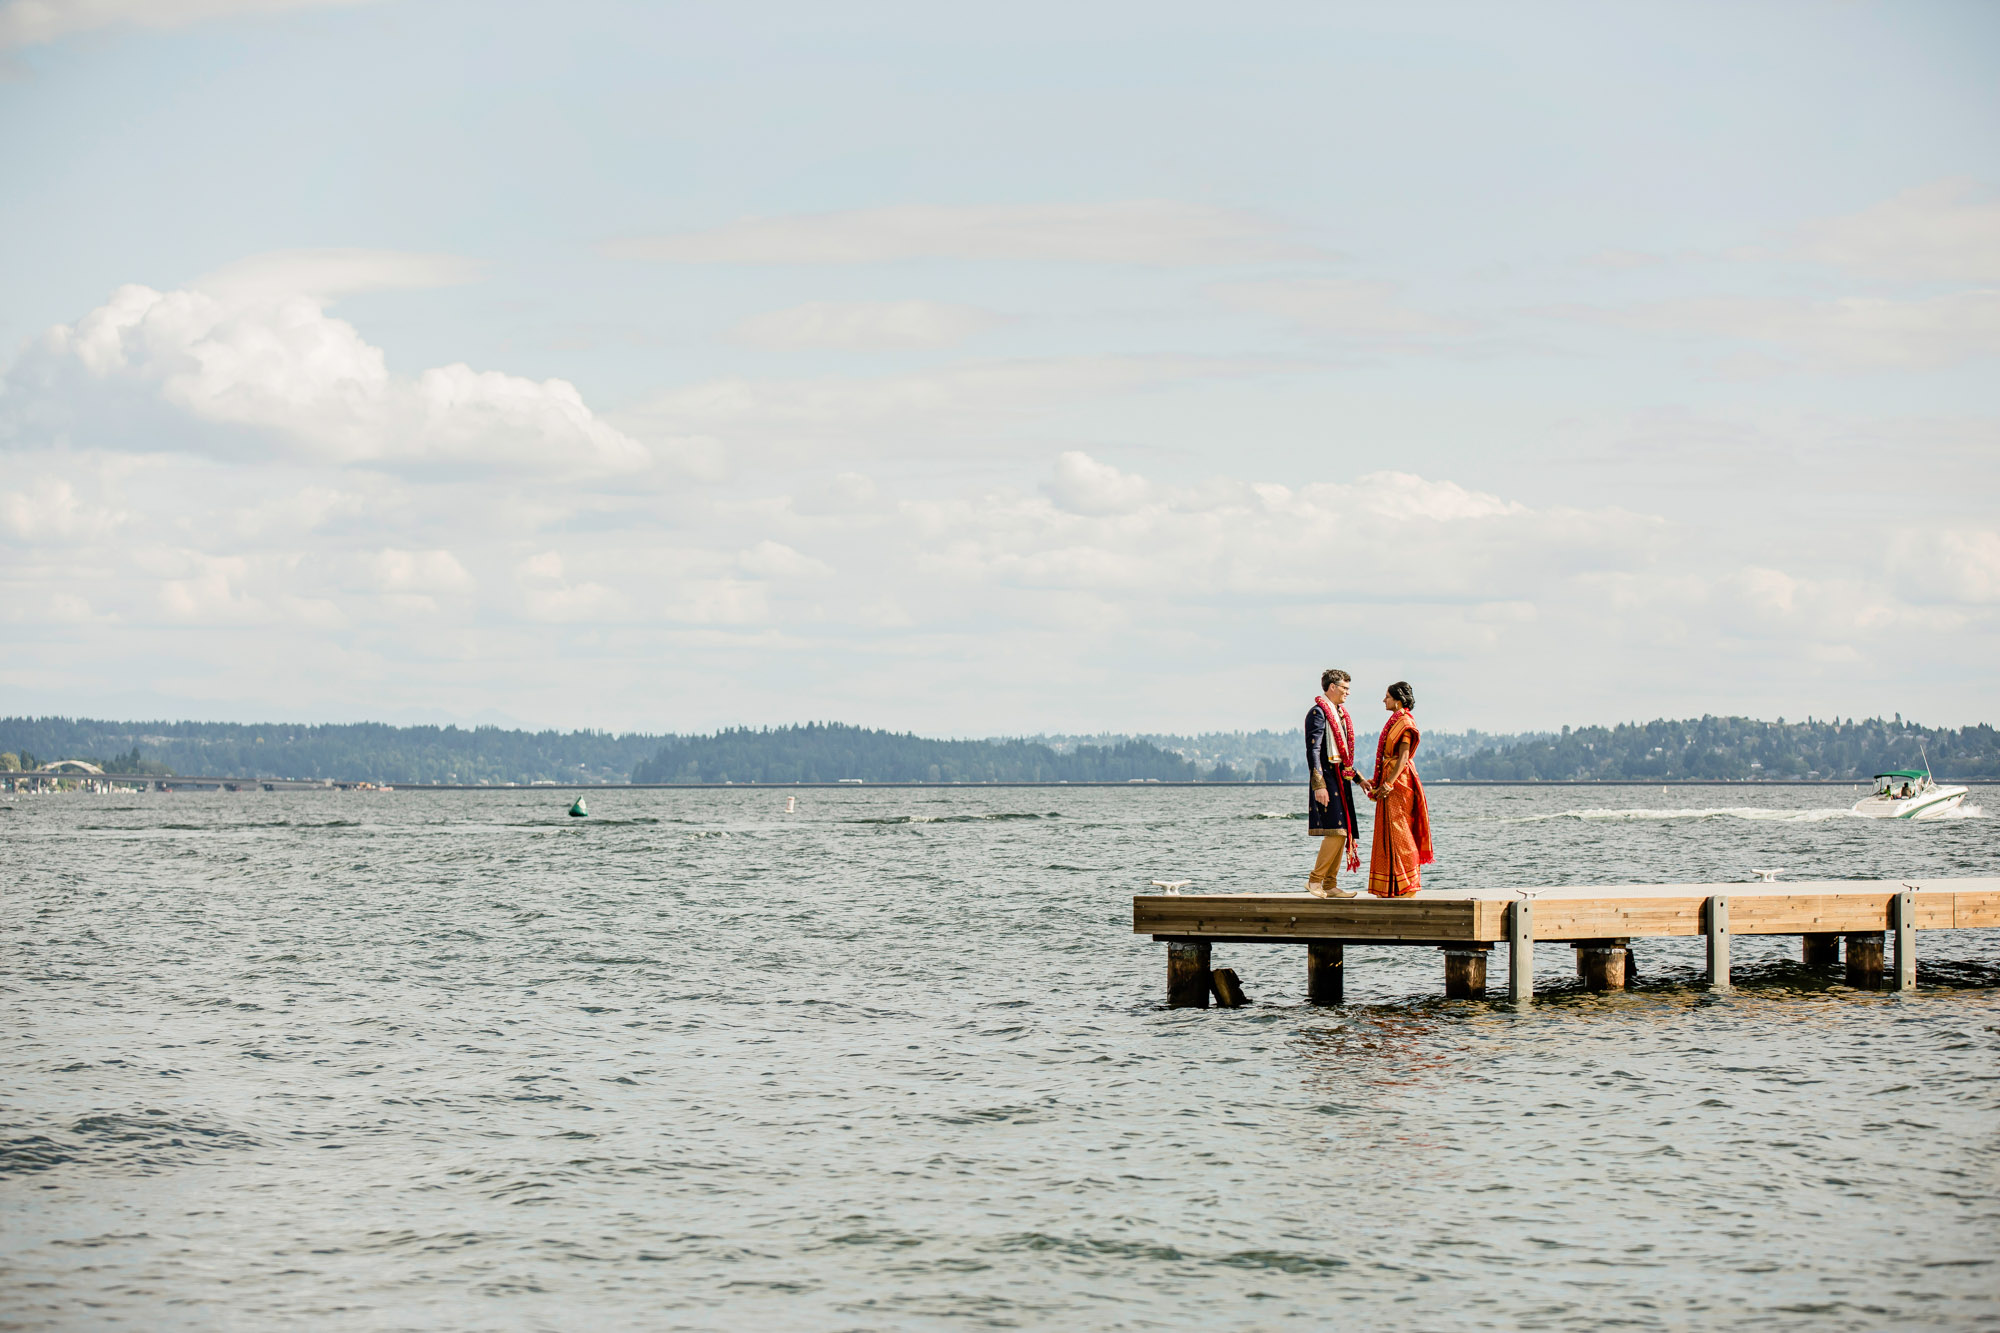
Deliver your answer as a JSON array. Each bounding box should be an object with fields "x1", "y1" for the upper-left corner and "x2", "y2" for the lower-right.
[{"x1": 569, "y1": 796, "x2": 588, "y2": 818}]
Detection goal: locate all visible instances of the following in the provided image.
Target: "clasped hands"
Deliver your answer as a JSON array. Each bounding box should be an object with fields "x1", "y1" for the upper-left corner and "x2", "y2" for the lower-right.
[{"x1": 1316, "y1": 768, "x2": 1376, "y2": 805}]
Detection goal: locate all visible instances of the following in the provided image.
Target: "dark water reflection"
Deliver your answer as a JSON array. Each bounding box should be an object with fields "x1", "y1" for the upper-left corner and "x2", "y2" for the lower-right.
[{"x1": 2, "y1": 784, "x2": 1996, "y2": 1330}]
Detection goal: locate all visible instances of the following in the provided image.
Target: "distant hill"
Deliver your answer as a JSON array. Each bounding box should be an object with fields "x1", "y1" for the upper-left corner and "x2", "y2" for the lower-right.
[
  {"x1": 0, "y1": 717, "x2": 1282, "y2": 785},
  {"x1": 0, "y1": 718, "x2": 661, "y2": 786},
  {"x1": 1033, "y1": 727, "x2": 1534, "y2": 778},
  {"x1": 2, "y1": 713, "x2": 1991, "y2": 785},
  {"x1": 1423, "y1": 715, "x2": 1999, "y2": 782},
  {"x1": 630, "y1": 724, "x2": 1280, "y2": 784}
]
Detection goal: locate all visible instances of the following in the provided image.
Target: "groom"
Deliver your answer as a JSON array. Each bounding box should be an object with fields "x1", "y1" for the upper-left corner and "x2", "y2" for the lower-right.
[{"x1": 1304, "y1": 668, "x2": 1362, "y2": 898}]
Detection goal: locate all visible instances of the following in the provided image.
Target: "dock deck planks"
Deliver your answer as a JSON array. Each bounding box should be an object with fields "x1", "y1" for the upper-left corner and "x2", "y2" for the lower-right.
[{"x1": 1133, "y1": 877, "x2": 2000, "y2": 1003}]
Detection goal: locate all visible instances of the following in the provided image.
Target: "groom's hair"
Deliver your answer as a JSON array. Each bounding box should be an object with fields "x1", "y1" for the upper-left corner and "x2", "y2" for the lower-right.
[{"x1": 1321, "y1": 668, "x2": 1351, "y2": 690}]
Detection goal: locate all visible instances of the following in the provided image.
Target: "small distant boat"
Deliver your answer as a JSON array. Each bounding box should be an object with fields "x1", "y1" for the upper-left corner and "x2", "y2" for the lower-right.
[
  {"x1": 569, "y1": 796, "x2": 588, "y2": 818},
  {"x1": 1852, "y1": 769, "x2": 1966, "y2": 820}
]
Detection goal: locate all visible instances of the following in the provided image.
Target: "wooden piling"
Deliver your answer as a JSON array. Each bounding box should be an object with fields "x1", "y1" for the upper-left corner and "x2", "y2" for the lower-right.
[
  {"x1": 1802, "y1": 932, "x2": 1840, "y2": 966},
  {"x1": 1306, "y1": 942, "x2": 1344, "y2": 1006},
  {"x1": 1441, "y1": 946, "x2": 1489, "y2": 999},
  {"x1": 1167, "y1": 941, "x2": 1212, "y2": 1007},
  {"x1": 1574, "y1": 939, "x2": 1629, "y2": 992},
  {"x1": 1210, "y1": 967, "x2": 1248, "y2": 1008},
  {"x1": 1507, "y1": 900, "x2": 1534, "y2": 1003},
  {"x1": 1845, "y1": 932, "x2": 1885, "y2": 989}
]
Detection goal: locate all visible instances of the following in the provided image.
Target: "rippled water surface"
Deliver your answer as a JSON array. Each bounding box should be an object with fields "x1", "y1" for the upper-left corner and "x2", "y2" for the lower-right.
[{"x1": 4, "y1": 784, "x2": 1998, "y2": 1330}]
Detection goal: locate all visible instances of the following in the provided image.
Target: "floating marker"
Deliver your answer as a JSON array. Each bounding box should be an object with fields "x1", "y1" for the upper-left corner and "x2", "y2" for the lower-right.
[
  {"x1": 786, "y1": 795, "x2": 797, "y2": 814},
  {"x1": 569, "y1": 797, "x2": 588, "y2": 818}
]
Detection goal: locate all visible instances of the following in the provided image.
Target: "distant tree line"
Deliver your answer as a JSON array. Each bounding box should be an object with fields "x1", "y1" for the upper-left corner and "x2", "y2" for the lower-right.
[
  {"x1": 0, "y1": 718, "x2": 661, "y2": 786},
  {"x1": 1424, "y1": 715, "x2": 2000, "y2": 781},
  {"x1": 3, "y1": 713, "x2": 1990, "y2": 785},
  {"x1": 631, "y1": 723, "x2": 1286, "y2": 784}
]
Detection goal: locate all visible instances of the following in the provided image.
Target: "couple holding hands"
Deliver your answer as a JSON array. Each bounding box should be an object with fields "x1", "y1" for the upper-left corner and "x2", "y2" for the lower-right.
[{"x1": 1303, "y1": 668, "x2": 1434, "y2": 899}]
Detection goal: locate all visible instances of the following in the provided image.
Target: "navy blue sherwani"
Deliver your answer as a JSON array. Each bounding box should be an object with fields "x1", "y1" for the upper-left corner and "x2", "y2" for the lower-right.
[{"x1": 1304, "y1": 702, "x2": 1357, "y2": 838}]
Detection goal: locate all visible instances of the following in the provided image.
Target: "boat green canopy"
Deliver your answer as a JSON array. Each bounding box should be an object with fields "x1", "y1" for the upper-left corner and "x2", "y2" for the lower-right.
[{"x1": 1873, "y1": 770, "x2": 1927, "y2": 780}]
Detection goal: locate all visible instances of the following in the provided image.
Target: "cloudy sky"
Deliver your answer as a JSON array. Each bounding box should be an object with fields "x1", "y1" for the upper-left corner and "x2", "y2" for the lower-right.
[{"x1": 2, "y1": 0, "x2": 1996, "y2": 736}]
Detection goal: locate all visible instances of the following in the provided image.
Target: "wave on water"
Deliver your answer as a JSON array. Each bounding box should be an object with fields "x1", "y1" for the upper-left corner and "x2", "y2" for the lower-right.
[
  {"x1": 848, "y1": 812, "x2": 1060, "y2": 825},
  {"x1": 1501, "y1": 804, "x2": 1984, "y2": 824},
  {"x1": 1251, "y1": 811, "x2": 1306, "y2": 820}
]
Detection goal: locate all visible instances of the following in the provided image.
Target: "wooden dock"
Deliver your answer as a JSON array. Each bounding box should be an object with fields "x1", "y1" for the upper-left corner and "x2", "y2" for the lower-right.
[{"x1": 1133, "y1": 877, "x2": 2000, "y2": 1005}]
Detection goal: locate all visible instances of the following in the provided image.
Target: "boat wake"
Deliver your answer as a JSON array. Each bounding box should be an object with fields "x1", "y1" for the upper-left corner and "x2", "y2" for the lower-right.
[
  {"x1": 848, "y1": 812, "x2": 1061, "y2": 825},
  {"x1": 1507, "y1": 806, "x2": 1862, "y2": 825}
]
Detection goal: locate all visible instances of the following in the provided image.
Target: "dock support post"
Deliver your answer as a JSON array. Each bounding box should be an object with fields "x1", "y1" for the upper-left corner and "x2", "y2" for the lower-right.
[
  {"x1": 1441, "y1": 945, "x2": 1490, "y2": 1000},
  {"x1": 1894, "y1": 890, "x2": 1916, "y2": 992},
  {"x1": 1306, "y1": 943, "x2": 1344, "y2": 1006},
  {"x1": 1167, "y1": 942, "x2": 1211, "y2": 1008},
  {"x1": 1845, "y1": 933, "x2": 1885, "y2": 989},
  {"x1": 1508, "y1": 900, "x2": 1534, "y2": 1004},
  {"x1": 1574, "y1": 940, "x2": 1628, "y2": 992},
  {"x1": 1802, "y1": 933, "x2": 1840, "y2": 967},
  {"x1": 1705, "y1": 895, "x2": 1730, "y2": 992}
]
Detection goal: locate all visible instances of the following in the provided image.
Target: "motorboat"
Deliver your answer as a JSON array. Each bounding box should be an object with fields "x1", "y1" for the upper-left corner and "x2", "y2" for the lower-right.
[{"x1": 1851, "y1": 768, "x2": 1967, "y2": 820}]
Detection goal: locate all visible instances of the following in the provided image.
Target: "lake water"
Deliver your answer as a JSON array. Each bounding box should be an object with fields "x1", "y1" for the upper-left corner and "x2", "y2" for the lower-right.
[{"x1": 3, "y1": 784, "x2": 1997, "y2": 1331}]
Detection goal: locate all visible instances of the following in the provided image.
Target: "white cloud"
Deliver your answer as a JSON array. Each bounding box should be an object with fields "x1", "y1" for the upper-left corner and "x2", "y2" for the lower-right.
[
  {"x1": 729, "y1": 299, "x2": 996, "y2": 350},
  {"x1": 194, "y1": 248, "x2": 482, "y2": 308},
  {"x1": 359, "y1": 548, "x2": 474, "y2": 595},
  {"x1": 1798, "y1": 178, "x2": 2000, "y2": 283},
  {"x1": 1211, "y1": 278, "x2": 1473, "y2": 339},
  {"x1": 4, "y1": 590, "x2": 96, "y2": 623},
  {"x1": 9, "y1": 277, "x2": 651, "y2": 473},
  {"x1": 514, "y1": 549, "x2": 630, "y2": 621},
  {"x1": 5, "y1": 436, "x2": 1987, "y2": 728},
  {"x1": 1894, "y1": 529, "x2": 2000, "y2": 604},
  {"x1": 523, "y1": 580, "x2": 626, "y2": 623},
  {"x1": 789, "y1": 471, "x2": 882, "y2": 516},
  {"x1": 625, "y1": 355, "x2": 1273, "y2": 445},
  {"x1": 1567, "y1": 290, "x2": 2000, "y2": 369},
  {"x1": 737, "y1": 540, "x2": 831, "y2": 580},
  {"x1": 0, "y1": 0, "x2": 375, "y2": 49},
  {"x1": 0, "y1": 476, "x2": 122, "y2": 542},
  {"x1": 662, "y1": 579, "x2": 770, "y2": 625},
  {"x1": 906, "y1": 456, "x2": 1643, "y2": 604},
  {"x1": 1043, "y1": 451, "x2": 1153, "y2": 516},
  {"x1": 604, "y1": 201, "x2": 1315, "y2": 266},
  {"x1": 227, "y1": 484, "x2": 370, "y2": 541},
  {"x1": 518, "y1": 550, "x2": 566, "y2": 581},
  {"x1": 1710, "y1": 566, "x2": 1957, "y2": 641},
  {"x1": 156, "y1": 551, "x2": 259, "y2": 621}
]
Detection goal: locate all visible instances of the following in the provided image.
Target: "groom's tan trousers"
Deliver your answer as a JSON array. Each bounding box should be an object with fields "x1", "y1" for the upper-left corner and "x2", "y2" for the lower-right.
[{"x1": 1307, "y1": 831, "x2": 1347, "y2": 889}]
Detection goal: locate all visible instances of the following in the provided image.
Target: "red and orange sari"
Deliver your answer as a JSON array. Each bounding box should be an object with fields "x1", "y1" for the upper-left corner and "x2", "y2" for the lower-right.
[{"x1": 1366, "y1": 709, "x2": 1435, "y2": 898}]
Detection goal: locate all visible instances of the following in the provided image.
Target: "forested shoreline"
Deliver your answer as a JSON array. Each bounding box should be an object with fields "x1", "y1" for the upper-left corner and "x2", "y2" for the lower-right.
[
  {"x1": 1422, "y1": 715, "x2": 1999, "y2": 782},
  {"x1": 2, "y1": 714, "x2": 1993, "y2": 785}
]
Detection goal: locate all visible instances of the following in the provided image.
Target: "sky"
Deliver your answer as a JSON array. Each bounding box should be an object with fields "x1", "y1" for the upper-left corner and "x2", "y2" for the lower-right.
[{"x1": 1, "y1": 0, "x2": 1996, "y2": 737}]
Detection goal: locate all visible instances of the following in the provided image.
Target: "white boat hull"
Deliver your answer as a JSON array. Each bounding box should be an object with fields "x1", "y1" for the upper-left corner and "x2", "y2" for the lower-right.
[{"x1": 1850, "y1": 786, "x2": 1968, "y2": 820}]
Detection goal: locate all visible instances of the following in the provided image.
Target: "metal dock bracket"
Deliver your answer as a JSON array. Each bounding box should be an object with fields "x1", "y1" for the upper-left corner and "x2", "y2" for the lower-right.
[
  {"x1": 1705, "y1": 895, "x2": 1730, "y2": 991},
  {"x1": 1507, "y1": 899, "x2": 1533, "y2": 1004},
  {"x1": 1894, "y1": 888, "x2": 1916, "y2": 992}
]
